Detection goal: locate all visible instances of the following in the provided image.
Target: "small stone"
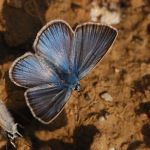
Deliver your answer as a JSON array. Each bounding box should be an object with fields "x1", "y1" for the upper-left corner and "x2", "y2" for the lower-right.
[
  {"x1": 100, "y1": 92, "x2": 113, "y2": 102},
  {"x1": 100, "y1": 10, "x2": 121, "y2": 25},
  {"x1": 99, "y1": 116, "x2": 106, "y2": 122},
  {"x1": 90, "y1": 1, "x2": 121, "y2": 25},
  {"x1": 115, "y1": 68, "x2": 120, "y2": 73},
  {"x1": 90, "y1": 1, "x2": 102, "y2": 22},
  {"x1": 109, "y1": 147, "x2": 116, "y2": 150}
]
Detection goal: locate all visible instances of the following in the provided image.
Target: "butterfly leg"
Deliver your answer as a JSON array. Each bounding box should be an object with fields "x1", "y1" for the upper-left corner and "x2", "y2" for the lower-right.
[
  {"x1": 13, "y1": 123, "x2": 23, "y2": 137},
  {"x1": 7, "y1": 133, "x2": 16, "y2": 148},
  {"x1": 10, "y1": 140, "x2": 16, "y2": 148}
]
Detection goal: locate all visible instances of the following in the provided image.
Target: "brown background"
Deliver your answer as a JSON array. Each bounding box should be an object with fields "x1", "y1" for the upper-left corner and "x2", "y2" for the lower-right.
[{"x1": 0, "y1": 0, "x2": 150, "y2": 149}]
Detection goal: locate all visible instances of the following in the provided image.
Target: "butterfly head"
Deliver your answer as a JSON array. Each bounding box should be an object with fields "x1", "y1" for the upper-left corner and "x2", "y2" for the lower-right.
[
  {"x1": 74, "y1": 83, "x2": 80, "y2": 92},
  {"x1": 65, "y1": 73, "x2": 80, "y2": 91}
]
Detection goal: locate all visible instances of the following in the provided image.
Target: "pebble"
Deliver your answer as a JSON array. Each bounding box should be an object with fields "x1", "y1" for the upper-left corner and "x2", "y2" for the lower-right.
[
  {"x1": 109, "y1": 147, "x2": 116, "y2": 150},
  {"x1": 90, "y1": 1, "x2": 121, "y2": 25},
  {"x1": 100, "y1": 92, "x2": 113, "y2": 102},
  {"x1": 99, "y1": 116, "x2": 106, "y2": 122},
  {"x1": 115, "y1": 68, "x2": 120, "y2": 73}
]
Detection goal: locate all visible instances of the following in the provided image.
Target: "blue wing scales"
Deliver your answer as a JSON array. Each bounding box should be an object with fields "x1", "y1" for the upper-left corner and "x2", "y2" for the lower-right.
[
  {"x1": 25, "y1": 84, "x2": 71, "y2": 124},
  {"x1": 33, "y1": 20, "x2": 74, "y2": 73},
  {"x1": 71, "y1": 23, "x2": 117, "y2": 79},
  {"x1": 9, "y1": 52, "x2": 60, "y2": 88}
]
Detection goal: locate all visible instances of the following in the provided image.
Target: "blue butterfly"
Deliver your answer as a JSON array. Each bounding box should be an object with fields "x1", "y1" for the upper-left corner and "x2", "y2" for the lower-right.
[{"x1": 9, "y1": 20, "x2": 117, "y2": 124}]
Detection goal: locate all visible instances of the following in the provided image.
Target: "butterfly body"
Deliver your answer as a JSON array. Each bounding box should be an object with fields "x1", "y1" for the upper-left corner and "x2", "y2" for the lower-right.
[
  {"x1": 61, "y1": 72, "x2": 79, "y2": 90},
  {"x1": 9, "y1": 20, "x2": 117, "y2": 124},
  {"x1": 37, "y1": 54, "x2": 80, "y2": 90}
]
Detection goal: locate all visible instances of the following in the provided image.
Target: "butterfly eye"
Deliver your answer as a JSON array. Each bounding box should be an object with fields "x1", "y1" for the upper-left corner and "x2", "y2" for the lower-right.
[{"x1": 74, "y1": 83, "x2": 80, "y2": 92}]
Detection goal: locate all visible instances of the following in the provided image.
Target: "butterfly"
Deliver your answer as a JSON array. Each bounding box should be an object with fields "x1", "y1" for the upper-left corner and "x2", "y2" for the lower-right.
[{"x1": 9, "y1": 20, "x2": 117, "y2": 124}]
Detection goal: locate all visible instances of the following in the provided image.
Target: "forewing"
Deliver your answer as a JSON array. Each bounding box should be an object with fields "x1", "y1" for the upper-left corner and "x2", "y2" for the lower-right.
[
  {"x1": 33, "y1": 20, "x2": 74, "y2": 73},
  {"x1": 71, "y1": 23, "x2": 117, "y2": 79},
  {"x1": 25, "y1": 84, "x2": 71, "y2": 124},
  {"x1": 9, "y1": 52, "x2": 60, "y2": 88}
]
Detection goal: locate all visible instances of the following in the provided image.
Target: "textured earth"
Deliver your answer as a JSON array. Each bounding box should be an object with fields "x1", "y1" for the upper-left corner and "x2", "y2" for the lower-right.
[{"x1": 0, "y1": 0, "x2": 150, "y2": 150}]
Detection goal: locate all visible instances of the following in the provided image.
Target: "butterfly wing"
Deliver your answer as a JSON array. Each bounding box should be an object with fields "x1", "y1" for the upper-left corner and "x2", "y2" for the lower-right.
[
  {"x1": 33, "y1": 20, "x2": 74, "y2": 73},
  {"x1": 25, "y1": 84, "x2": 71, "y2": 124},
  {"x1": 9, "y1": 52, "x2": 60, "y2": 88},
  {"x1": 71, "y1": 23, "x2": 117, "y2": 79}
]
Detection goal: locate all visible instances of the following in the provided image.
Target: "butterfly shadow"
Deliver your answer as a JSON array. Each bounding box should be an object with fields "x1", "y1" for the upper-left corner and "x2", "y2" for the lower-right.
[
  {"x1": 0, "y1": 34, "x2": 33, "y2": 65},
  {"x1": 0, "y1": 0, "x2": 51, "y2": 64},
  {"x1": 135, "y1": 101, "x2": 150, "y2": 118},
  {"x1": 131, "y1": 74, "x2": 150, "y2": 97},
  {"x1": 127, "y1": 140, "x2": 143, "y2": 150},
  {"x1": 31, "y1": 124, "x2": 100, "y2": 150},
  {"x1": 122, "y1": 123, "x2": 150, "y2": 150},
  {"x1": 2, "y1": 0, "x2": 48, "y2": 41},
  {"x1": 141, "y1": 123, "x2": 150, "y2": 148}
]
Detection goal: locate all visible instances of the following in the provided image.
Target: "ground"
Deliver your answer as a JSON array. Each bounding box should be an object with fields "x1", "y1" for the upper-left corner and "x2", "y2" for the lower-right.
[{"x1": 0, "y1": 0, "x2": 150, "y2": 150}]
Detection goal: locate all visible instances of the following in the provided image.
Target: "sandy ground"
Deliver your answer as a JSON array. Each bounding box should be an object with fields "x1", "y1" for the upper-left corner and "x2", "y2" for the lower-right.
[{"x1": 0, "y1": 0, "x2": 150, "y2": 150}]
